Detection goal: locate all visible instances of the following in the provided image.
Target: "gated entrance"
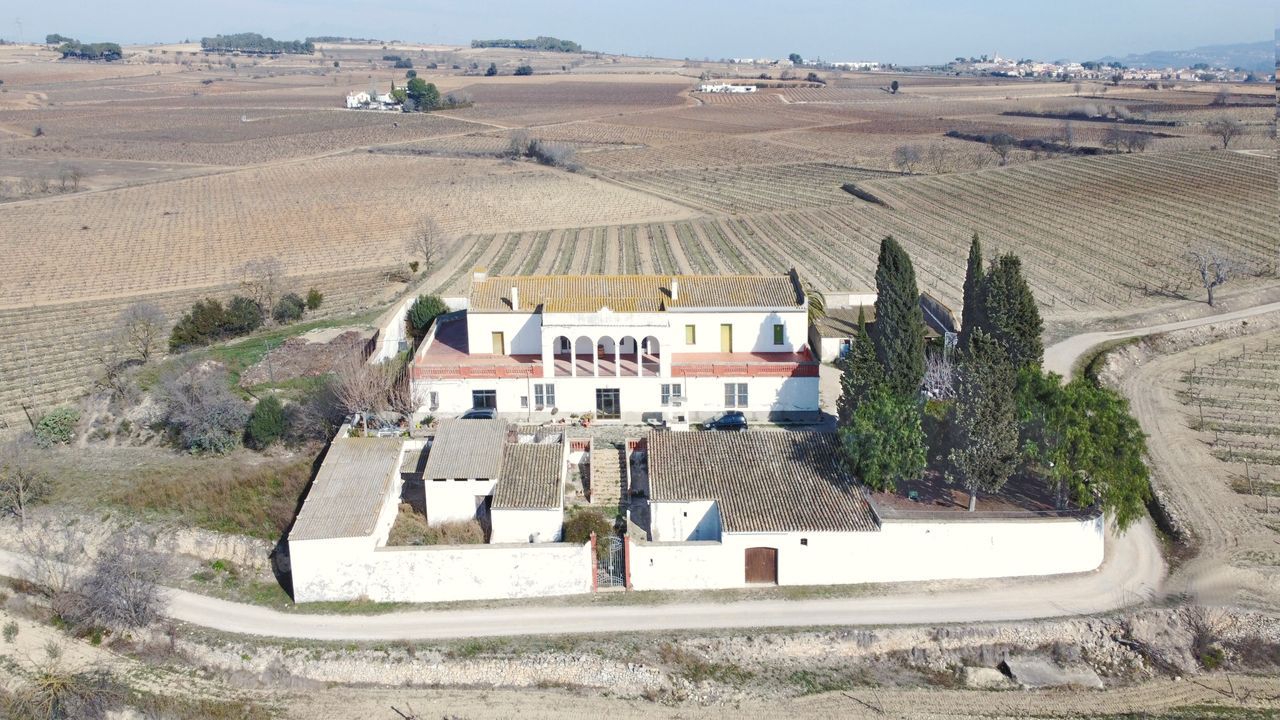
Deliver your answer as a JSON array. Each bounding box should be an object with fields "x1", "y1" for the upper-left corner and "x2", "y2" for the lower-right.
[
  {"x1": 744, "y1": 547, "x2": 777, "y2": 584},
  {"x1": 596, "y1": 535, "x2": 626, "y2": 589}
]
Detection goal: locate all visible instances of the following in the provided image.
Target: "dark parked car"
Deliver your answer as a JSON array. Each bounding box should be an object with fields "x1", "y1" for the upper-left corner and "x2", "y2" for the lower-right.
[
  {"x1": 460, "y1": 408, "x2": 498, "y2": 420},
  {"x1": 703, "y1": 411, "x2": 747, "y2": 432}
]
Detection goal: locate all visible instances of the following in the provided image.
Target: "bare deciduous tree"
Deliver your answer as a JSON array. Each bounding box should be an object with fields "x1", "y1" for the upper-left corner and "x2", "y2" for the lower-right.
[
  {"x1": 239, "y1": 257, "x2": 287, "y2": 317},
  {"x1": 923, "y1": 143, "x2": 952, "y2": 174},
  {"x1": 892, "y1": 144, "x2": 922, "y2": 174},
  {"x1": 1186, "y1": 247, "x2": 1243, "y2": 307},
  {"x1": 923, "y1": 352, "x2": 956, "y2": 400},
  {"x1": 72, "y1": 530, "x2": 170, "y2": 631},
  {"x1": 1060, "y1": 120, "x2": 1075, "y2": 148},
  {"x1": 0, "y1": 441, "x2": 52, "y2": 530},
  {"x1": 987, "y1": 133, "x2": 1015, "y2": 165},
  {"x1": 1210, "y1": 87, "x2": 1231, "y2": 106},
  {"x1": 404, "y1": 217, "x2": 448, "y2": 274},
  {"x1": 1205, "y1": 117, "x2": 1243, "y2": 149},
  {"x1": 20, "y1": 520, "x2": 83, "y2": 610},
  {"x1": 116, "y1": 300, "x2": 167, "y2": 363},
  {"x1": 505, "y1": 128, "x2": 531, "y2": 158},
  {"x1": 333, "y1": 354, "x2": 391, "y2": 430}
]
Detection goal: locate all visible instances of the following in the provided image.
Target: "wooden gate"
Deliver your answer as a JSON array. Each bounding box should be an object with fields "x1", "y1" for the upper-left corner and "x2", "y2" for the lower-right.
[{"x1": 744, "y1": 547, "x2": 777, "y2": 584}]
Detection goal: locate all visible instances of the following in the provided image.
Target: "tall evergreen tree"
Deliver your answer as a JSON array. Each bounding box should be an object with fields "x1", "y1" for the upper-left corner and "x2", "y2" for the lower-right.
[
  {"x1": 959, "y1": 232, "x2": 983, "y2": 349},
  {"x1": 949, "y1": 329, "x2": 1019, "y2": 511},
  {"x1": 839, "y1": 385, "x2": 926, "y2": 492},
  {"x1": 836, "y1": 307, "x2": 883, "y2": 424},
  {"x1": 976, "y1": 254, "x2": 1043, "y2": 369},
  {"x1": 871, "y1": 236, "x2": 926, "y2": 396}
]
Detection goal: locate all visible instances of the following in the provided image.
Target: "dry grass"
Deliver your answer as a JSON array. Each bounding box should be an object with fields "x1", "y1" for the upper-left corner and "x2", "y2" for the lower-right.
[{"x1": 387, "y1": 504, "x2": 484, "y2": 545}]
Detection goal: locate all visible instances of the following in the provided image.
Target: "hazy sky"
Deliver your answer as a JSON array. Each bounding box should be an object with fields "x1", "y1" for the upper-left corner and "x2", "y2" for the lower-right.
[{"x1": 9, "y1": 0, "x2": 1274, "y2": 65}]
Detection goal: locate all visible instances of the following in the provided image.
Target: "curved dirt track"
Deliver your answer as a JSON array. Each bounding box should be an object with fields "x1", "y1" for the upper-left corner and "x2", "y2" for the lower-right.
[
  {"x1": 1044, "y1": 300, "x2": 1280, "y2": 379},
  {"x1": 1115, "y1": 326, "x2": 1280, "y2": 608}
]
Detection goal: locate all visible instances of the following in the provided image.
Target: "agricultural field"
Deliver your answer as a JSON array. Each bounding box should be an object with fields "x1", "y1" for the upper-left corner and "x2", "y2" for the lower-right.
[
  {"x1": 0, "y1": 153, "x2": 693, "y2": 307},
  {"x1": 1180, "y1": 335, "x2": 1280, "y2": 474}
]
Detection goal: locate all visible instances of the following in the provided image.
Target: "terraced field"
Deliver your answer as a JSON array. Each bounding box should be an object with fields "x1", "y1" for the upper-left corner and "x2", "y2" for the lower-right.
[
  {"x1": 604, "y1": 163, "x2": 901, "y2": 213},
  {"x1": 1179, "y1": 335, "x2": 1280, "y2": 472}
]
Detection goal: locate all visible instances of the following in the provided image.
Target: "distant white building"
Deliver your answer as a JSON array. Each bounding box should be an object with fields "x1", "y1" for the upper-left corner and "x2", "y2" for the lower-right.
[
  {"x1": 697, "y1": 83, "x2": 758, "y2": 93},
  {"x1": 831, "y1": 61, "x2": 880, "y2": 71},
  {"x1": 345, "y1": 91, "x2": 371, "y2": 108}
]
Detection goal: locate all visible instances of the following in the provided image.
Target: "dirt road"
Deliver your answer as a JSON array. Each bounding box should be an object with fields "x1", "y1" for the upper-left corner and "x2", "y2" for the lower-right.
[{"x1": 1043, "y1": 300, "x2": 1280, "y2": 379}]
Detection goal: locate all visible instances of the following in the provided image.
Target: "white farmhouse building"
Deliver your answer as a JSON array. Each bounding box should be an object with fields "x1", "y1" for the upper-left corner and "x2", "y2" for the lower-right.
[
  {"x1": 411, "y1": 271, "x2": 820, "y2": 423},
  {"x1": 628, "y1": 432, "x2": 1104, "y2": 590},
  {"x1": 345, "y1": 91, "x2": 372, "y2": 108},
  {"x1": 696, "y1": 83, "x2": 758, "y2": 93}
]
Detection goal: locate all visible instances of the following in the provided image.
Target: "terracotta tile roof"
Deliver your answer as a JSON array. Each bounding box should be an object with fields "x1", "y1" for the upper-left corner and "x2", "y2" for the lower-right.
[
  {"x1": 647, "y1": 431, "x2": 879, "y2": 533},
  {"x1": 423, "y1": 419, "x2": 508, "y2": 480},
  {"x1": 469, "y1": 274, "x2": 804, "y2": 313},
  {"x1": 289, "y1": 438, "x2": 404, "y2": 541},
  {"x1": 493, "y1": 443, "x2": 564, "y2": 509}
]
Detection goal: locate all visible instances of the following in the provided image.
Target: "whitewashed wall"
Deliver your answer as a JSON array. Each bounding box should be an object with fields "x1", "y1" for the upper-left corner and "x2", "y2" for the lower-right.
[
  {"x1": 667, "y1": 309, "x2": 807, "y2": 353},
  {"x1": 415, "y1": 375, "x2": 817, "y2": 421},
  {"x1": 423, "y1": 478, "x2": 497, "y2": 524},
  {"x1": 467, "y1": 312, "x2": 542, "y2": 354},
  {"x1": 630, "y1": 515, "x2": 1105, "y2": 591},
  {"x1": 491, "y1": 508, "x2": 564, "y2": 544},
  {"x1": 291, "y1": 541, "x2": 592, "y2": 603},
  {"x1": 650, "y1": 500, "x2": 721, "y2": 541}
]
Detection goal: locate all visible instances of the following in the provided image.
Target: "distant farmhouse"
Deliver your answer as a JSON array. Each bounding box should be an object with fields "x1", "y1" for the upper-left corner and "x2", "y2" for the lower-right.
[{"x1": 696, "y1": 83, "x2": 758, "y2": 93}]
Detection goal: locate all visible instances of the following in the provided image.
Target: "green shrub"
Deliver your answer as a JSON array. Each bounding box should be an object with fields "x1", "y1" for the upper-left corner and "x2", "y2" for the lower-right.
[
  {"x1": 563, "y1": 507, "x2": 613, "y2": 558},
  {"x1": 3, "y1": 621, "x2": 17, "y2": 643},
  {"x1": 514, "y1": 64, "x2": 533, "y2": 76},
  {"x1": 305, "y1": 287, "x2": 324, "y2": 310},
  {"x1": 406, "y1": 294, "x2": 449, "y2": 341},
  {"x1": 169, "y1": 298, "x2": 228, "y2": 351},
  {"x1": 34, "y1": 406, "x2": 79, "y2": 447},
  {"x1": 272, "y1": 293, "x2": 306, "y2": 324},
  {"x1": 245, "y1": 395, "x2": 285, "y2": 449},
  {"x1": 224, "y1": 295, "x2": 264, "y2": 335}
]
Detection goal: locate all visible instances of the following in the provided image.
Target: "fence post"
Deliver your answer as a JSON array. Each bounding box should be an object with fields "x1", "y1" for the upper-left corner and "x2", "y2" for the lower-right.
[
  {"x1": 589, "y1": 532, "x2": 598, "y2": 593},
  {"x1": 624, "y1": 535, "x2": 632, "y2": 590}
]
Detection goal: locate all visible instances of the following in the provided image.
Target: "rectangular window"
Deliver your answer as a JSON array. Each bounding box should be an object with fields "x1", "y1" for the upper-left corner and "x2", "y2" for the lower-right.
[
  {"x1": 661, "y1": 383, "x2": 682, "y2": 406},
  {"x1": 773, "y1": 323, "x2": 785, "y2": 345},
  {"x1": 428, "y1": 391, "x2": 439, "y2": 410},
  {"x1": 520, "y1": 395, "x2": 529, "y2": 409},
  {"x1": 725, "y1": 383, "x2": 748, "y2": 408},
  {"x1": 472, "y1": 390, "x2": 497, "y2": 409},
  {"x1": 533, "y1": 383, "x2": 555, "y2": 408},
  {"x1": 685, "y1": 324, "x2": 696, "y2": 344}
]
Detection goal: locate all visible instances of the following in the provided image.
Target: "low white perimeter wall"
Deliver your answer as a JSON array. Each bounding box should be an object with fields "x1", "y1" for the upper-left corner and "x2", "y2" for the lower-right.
[
  {"x1": 630, "y1": 515, "x2": 1104, "y2": 591},
  {"x1": 291, "y1": 540, "x2": 592, "y2": 603}
]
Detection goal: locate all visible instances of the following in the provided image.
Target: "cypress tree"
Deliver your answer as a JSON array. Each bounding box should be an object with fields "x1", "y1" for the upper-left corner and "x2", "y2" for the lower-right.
[
  {"x1": 948, "y1": 329, "x2": 1019, "y2": 511},
  {"x1": 978, "y1": 254, "x2": 1043, "y2": 369},
  {"x1": 836, "y1": 307, "x2": 883, "y2": 424},
  {"x1": 871, "y1": 236, "x2": 926, "y2": 397},
  {"x1": 959, "y1": 232, "x2": 983, "y2": 350}
]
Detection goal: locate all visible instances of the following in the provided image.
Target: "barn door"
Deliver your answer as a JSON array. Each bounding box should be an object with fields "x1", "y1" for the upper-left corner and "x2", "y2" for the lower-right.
[{"x1": 744, "y1": 547, "x2": 777, "y2": 584}]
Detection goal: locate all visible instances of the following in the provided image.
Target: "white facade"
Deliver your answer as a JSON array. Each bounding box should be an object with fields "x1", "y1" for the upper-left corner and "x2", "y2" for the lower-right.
[
  {"x1": 490, "y1": 508, "x2": 564, "y2": 544},
  {"x1": 629, "y1": 514, "x2": 1105, "y2": 591},
  {"x1": 413, "y1": 275, "x2": 820, "y2": 422},
  {"x1": 424, "y1": 477, "x2": 497, "y2": 524},
  {"x1": 697, "y1": 83, "x2": 758, "y2": 93}
]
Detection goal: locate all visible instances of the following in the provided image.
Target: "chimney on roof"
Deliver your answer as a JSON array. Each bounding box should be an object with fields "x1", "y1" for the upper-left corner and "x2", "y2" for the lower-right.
[
  {"x1": 472, "y1": 268, "x2": 487, "y2": 284},
  {"x1": 671, "y1": 278, "x2": 679, "y2": 301},
  {"x1": 510, "y1": 286, "x2": 519, "y2": 311}
]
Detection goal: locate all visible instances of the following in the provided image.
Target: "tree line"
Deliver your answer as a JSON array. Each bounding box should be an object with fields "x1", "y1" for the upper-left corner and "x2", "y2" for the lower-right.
[
  {"x1": 835, "y1": 234, "x2": 1151, "y2": 530},
  {"x1": 200, "y1": 32, "x2": 314, "y2": 54},
  {"x1": 50, "y1": 36, "x2": 122, "y2": 61},
  {"x1": 470, "y1": 36, "x2": 581, "y2": 52}
]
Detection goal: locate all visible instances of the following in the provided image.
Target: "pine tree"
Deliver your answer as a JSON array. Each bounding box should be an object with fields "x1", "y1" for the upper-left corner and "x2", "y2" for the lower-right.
[
  {"x1": 959, "y1": 232, "x2": 983, "y2": 349},
  {"x1": 949, "y1": 329, "x2": 1019, "y2": 511},
  {"x1": 976, "y1": 253, "x2": 1043, "y2": 369},
  {"x1": 836, "y1": 307, "x2": 883, "y2": 424},
  {"x1": 871, "y1": 236, "x2": 926, "y2": 397}
]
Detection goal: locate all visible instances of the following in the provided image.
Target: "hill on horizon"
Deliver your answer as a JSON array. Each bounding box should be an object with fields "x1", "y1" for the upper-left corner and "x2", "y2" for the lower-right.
[{"x1": 1098, "y1": 39, "x2": 1273, "y2": 72}]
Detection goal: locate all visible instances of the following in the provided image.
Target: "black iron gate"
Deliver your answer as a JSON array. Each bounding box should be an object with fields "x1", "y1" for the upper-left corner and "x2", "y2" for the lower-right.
[{"x1": 596, "y1": 535, "x2": 625, "y2": 588}]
